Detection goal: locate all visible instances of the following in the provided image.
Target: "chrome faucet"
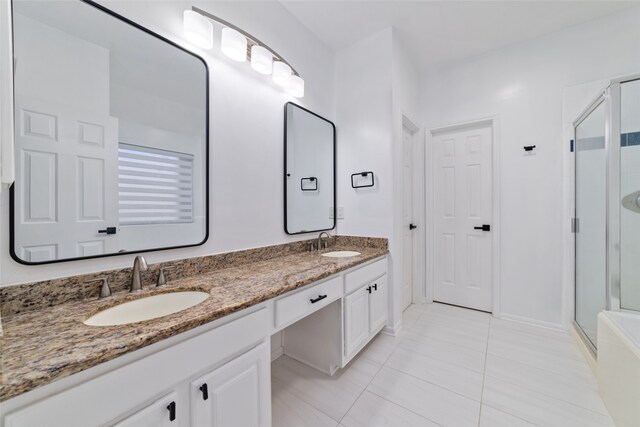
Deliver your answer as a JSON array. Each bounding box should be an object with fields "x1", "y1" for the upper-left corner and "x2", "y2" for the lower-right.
[
  {"x1": 131, "y1": 255, "x2": 148, "y2": 292},
  {"x1": 317, "y1": 232, "x2": 332, "y2": 251}
]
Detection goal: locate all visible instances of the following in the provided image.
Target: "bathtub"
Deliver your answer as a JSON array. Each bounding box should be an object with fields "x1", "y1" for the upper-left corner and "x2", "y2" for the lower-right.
[{"x1": 597, "y1": 311, "x2": 640, "y2": 427}]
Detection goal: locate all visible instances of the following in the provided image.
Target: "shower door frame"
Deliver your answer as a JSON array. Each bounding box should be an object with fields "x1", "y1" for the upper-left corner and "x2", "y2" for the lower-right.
[
  {"x1": 610, "y1": 74, "x2": 640, "y2": 314},
  {"x1": 571, "y1": 74, "x2": 640, "y2": 352},
  {"x1": 573, "y1": 93, "x2": 609, "y2": 354}
]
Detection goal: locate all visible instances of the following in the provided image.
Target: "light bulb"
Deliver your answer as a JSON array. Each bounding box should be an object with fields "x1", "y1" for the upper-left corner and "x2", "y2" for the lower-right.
[
  {"x1": 221, "y1": 27, "x2": 247, "y2": 62},
  {"x1": 183, "y1": 10, "x2": 213, "y2": 49},
  {"x1": 287, "y1": 75, "x2": 305, "y2": 98},
  {"x1": 272, "y1": 61, "x2": 292, "y2": 87},
  {"x1": 251, "y1": 45, "x2": 273, "y2": 75}
]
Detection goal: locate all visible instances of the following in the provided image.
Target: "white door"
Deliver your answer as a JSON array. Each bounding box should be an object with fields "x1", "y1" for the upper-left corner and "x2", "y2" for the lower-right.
[
  {"x1": 191, "y1": 342, "x2": 270, "y2": 427},
  {"x1": 114, "y1": 392, "x2": 179, "y2": 427},
  {"x1": 433, "y1": 124, "x2": 493, "y2": 312},
  {"x1": 344, "y1": 287, "x2": 370, "y2": 360},
  {"x1": 369, "y1": 274, "x2": 388, "y2": 333},
  {"x1": 14, "y1": 96, "x2": 119, "y2": 262},
  {"x1": 402, "y1": 126, "x2": 415, "y2": 310}
]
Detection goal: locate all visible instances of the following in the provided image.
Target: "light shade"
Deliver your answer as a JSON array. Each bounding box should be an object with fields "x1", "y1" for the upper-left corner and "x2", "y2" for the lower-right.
[
  {"x1": 221, "y1": 27, "x2": 247, "y2": 62},
  {"x1": 272, "y1": 61, "x2": 292, "y2": 87},
  {"x1": 251, "y1": 45, "x2": 273, "y2": 75},
  {"x1": 287, "y1": 75, "x2": 305, "y2": 98},
  {"x1": 183, "y1": 10, "x2": 213, "y2": 50}
]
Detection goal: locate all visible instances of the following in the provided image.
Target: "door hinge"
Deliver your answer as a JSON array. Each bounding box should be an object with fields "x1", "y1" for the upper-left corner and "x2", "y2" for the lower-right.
[{"x1": 571, "y1": 218, "x2": 579, "y2": 233}]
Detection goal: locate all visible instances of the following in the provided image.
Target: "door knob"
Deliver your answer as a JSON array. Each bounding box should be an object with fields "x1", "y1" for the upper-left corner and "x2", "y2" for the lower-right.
[
  {"x1": 473, "y1": 224, "x2": 491, "y2": 232},
  {"x1": 409, "y1": 224, "x2": 417, "y2": 230},
  {"x1": 98, "y1": 227, "x2": 117, "y2": 235}
]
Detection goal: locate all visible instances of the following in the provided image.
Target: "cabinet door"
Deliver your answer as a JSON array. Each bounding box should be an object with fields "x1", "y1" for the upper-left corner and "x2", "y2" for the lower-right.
[
  {"x1": 191, "y1": 341, "x2": 270, "y2": 427},
  {"x1": 113, "y1": 392, "x2": 179, "y2": 427},
  {"x1": 369, "y1": 274, "x2": 388, "y2": 334},
  {"x1": 344, "y1": 286, "x2": 370, "y2": 360}
]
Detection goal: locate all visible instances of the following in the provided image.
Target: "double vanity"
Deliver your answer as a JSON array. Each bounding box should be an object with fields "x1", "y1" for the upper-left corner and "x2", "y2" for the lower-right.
[
  {"x1": 0, "y1": 1, "x2": 370, "y2": 426},
  {"x1": 0, "y1": 236, "x2": 388, "y2": 426}
]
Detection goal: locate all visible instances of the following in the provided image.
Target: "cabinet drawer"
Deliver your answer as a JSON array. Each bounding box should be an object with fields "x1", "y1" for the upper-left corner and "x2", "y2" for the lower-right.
[
  {"x1": 344, "y1": 257, "x2": 387, "y2": 295},
  {"x1": 275, "y1": 275, "x2": 342, "y2": 329}
]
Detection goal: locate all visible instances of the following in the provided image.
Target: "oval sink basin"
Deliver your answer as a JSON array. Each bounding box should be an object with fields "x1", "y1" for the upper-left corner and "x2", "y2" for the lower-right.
[
  {"x1": 321, "y1": 250, "x2": 361, "y2": 258},
  {"x1": 84, "y1": 291, "x2": 209, "y2": 327}
]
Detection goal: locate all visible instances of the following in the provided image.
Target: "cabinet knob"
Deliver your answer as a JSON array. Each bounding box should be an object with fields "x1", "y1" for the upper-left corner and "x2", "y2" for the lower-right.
[
  {"x1": 167, "y1": 401, "x2": 176, "y2": 422},
  {"x1": 366, "y1": 286, "x2": 372, "y2": 294},
  {"x1": 200, "y1": 383, "x2": 209, "y2": 400}
]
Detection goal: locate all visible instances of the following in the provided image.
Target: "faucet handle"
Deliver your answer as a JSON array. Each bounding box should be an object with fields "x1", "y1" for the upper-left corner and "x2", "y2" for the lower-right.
[
  {"x1": 85, "y1": 277, "x2": 111, "y2": 299},
  {"x1": 157, "y1": 266, "x2": 176, "y2": 287}
]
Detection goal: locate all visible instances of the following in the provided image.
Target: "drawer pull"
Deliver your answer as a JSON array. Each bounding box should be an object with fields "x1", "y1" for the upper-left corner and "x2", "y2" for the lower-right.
[
  {"x1": 200, "y1": 383, "x2": 209, "y2": 400},
  {"x1": 167, "y1": 401, "x2": 176, "y2": 422},
  {"x1": 310, "y1": 294, "x2": 328, "y2": 304}
]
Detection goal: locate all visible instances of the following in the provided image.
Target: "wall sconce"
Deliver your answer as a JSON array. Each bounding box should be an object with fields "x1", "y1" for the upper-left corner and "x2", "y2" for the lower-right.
[{"x1": 183, "y1": 6, "x2": 304, "y2": 98}]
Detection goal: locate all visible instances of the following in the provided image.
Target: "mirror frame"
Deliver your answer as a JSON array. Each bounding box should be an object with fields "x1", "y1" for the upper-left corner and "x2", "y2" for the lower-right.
[
  {"x1": 283, "y1": 102, "x2": 336, "y2": 235},
  {"x1": 8, "y1": 0, "x2": 210, "y2": 265}
]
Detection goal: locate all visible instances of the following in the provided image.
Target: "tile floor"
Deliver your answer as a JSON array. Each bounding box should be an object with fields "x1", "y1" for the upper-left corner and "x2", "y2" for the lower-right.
[{"x1": 271, "y1": 302, "x2": 614, "y2": 427}]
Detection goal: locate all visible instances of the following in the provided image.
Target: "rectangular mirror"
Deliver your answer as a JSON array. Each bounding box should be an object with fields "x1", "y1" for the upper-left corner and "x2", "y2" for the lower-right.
[
  {"x1": 11, "y1": 0, "x2": 208, "y2": 264},
  {"x1": 284, "y1": 102, "x2": 336, "y2": 234}
]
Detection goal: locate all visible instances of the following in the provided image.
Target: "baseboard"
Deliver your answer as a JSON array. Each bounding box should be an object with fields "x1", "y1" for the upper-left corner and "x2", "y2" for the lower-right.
[
  {"x1": 571, "y1": 324, "x2": 598, "y2": 376},
  {"x1": 382, "y1": 319, "x2": 402, "y2": 337},
  {"x1": 499, "y1": 313, "x2": 565, "y2": 331},
  {"x1": 284, "y1": 351, "x2": 338, "y2": 376}
]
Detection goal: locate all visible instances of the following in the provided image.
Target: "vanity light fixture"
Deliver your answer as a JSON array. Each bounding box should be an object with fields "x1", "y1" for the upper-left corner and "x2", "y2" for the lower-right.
[
  {"x1": 183, "y1": 10, "x2": 213, "y2": 50},
  {"x1": 251, "y1": 45, "x2": 273, "y2": 75},
  {"x1": 183, "y1": 6, "x2": 304, "y2": 98},
  {"x1": 272, "y1": 61, "x2": 292, "y2": 88},
  {"x1": 221, "y1": 27, "x2": 247, "y2": 62},
  {"x1": 287, "y1": 75, "x2": 305, "y2": 98}
]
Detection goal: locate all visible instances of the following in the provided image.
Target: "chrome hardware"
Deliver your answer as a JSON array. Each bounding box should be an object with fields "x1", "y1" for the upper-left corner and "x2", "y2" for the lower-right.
[
  {"x1": 131, "y1": 255, "x2": 148, "y2": 292},
  {"x1": 157, "y1": 266, "x2": 176, "y2": 287},
  {"x1": 317, "y1": 231, "x2": 332, "y2": 251},
  {"x1": 85, "y1": 277, "x2": 111, "y2": 299}
]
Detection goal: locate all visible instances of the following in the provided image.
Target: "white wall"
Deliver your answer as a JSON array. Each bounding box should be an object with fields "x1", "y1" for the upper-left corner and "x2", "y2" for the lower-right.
[
  {"x1": 335, "y1": 28, "x2": 422, "y2": 333},
  {"x1": 1, "y1": 0, "x2": 335, "y2": 285},
  {"x1": 335, "y1": 28, "x2": 395, "y2": 329},
  {"x1": 13, "y1": 13, "x2": 109, "y2": 115},
  {"x1": 391, "y1": 33, "x2": 422, "y2": 330},
  {"x1": 422, "y1": 6, "x2": 640, "y2": 328}
]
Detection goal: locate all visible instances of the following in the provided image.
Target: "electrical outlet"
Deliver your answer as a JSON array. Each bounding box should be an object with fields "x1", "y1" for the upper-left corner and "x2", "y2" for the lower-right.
[
  {"x1": 337, "y1": 206, "x2": 344, "y2": 219},
  {"x1": 329, "y1": 206, "x2": 335, "y2": 219}
]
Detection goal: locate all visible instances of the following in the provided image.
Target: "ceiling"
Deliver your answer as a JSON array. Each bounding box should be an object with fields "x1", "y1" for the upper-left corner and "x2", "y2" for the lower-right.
[{"x1": 280, "y1": 1, "x2": 639, "y2": 70}]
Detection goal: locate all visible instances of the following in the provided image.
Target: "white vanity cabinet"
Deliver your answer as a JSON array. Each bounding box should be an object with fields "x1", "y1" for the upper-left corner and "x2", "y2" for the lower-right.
[
  {"x1": 344, "y1": 285, "x2": 371, "y2": 359},
  {"x1": 114, "y1": 392, "x2": 180, "y2": 427},
  {"x1": 190, "y1": 342, "x2": 270, "y2": 427},
  {"x1": 342, "y1": 258, "x2": 388, "y2": 365},
  {"x1": 2, "y1": 255, "x2": 388, "y2": 427},
  {"x1": 369, "y1": 275, "x2": 388, "y2": 333},
  {"x1": 2, "y1": 308, "x2": 270, "y2": 427}
]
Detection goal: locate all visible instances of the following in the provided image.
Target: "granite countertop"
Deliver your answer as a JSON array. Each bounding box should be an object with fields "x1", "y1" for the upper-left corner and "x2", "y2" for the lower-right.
[{"x1": 0, "y1": 242, "x2": 387, "y2": 401}]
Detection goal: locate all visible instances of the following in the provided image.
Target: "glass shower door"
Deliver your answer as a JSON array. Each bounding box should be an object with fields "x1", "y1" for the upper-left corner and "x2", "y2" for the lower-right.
[
  {"x1": 620, "y1": 79, "x2": 640, "y2": 312},
  {"x1": 575, "y1": 99, "x2": 607, "y2": 349}
]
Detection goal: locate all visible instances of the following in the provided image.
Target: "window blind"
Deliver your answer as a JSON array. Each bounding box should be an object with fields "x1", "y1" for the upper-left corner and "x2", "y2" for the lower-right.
[{"x1": 118, "y1": 143, "x2": 194, "y2": 225}]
